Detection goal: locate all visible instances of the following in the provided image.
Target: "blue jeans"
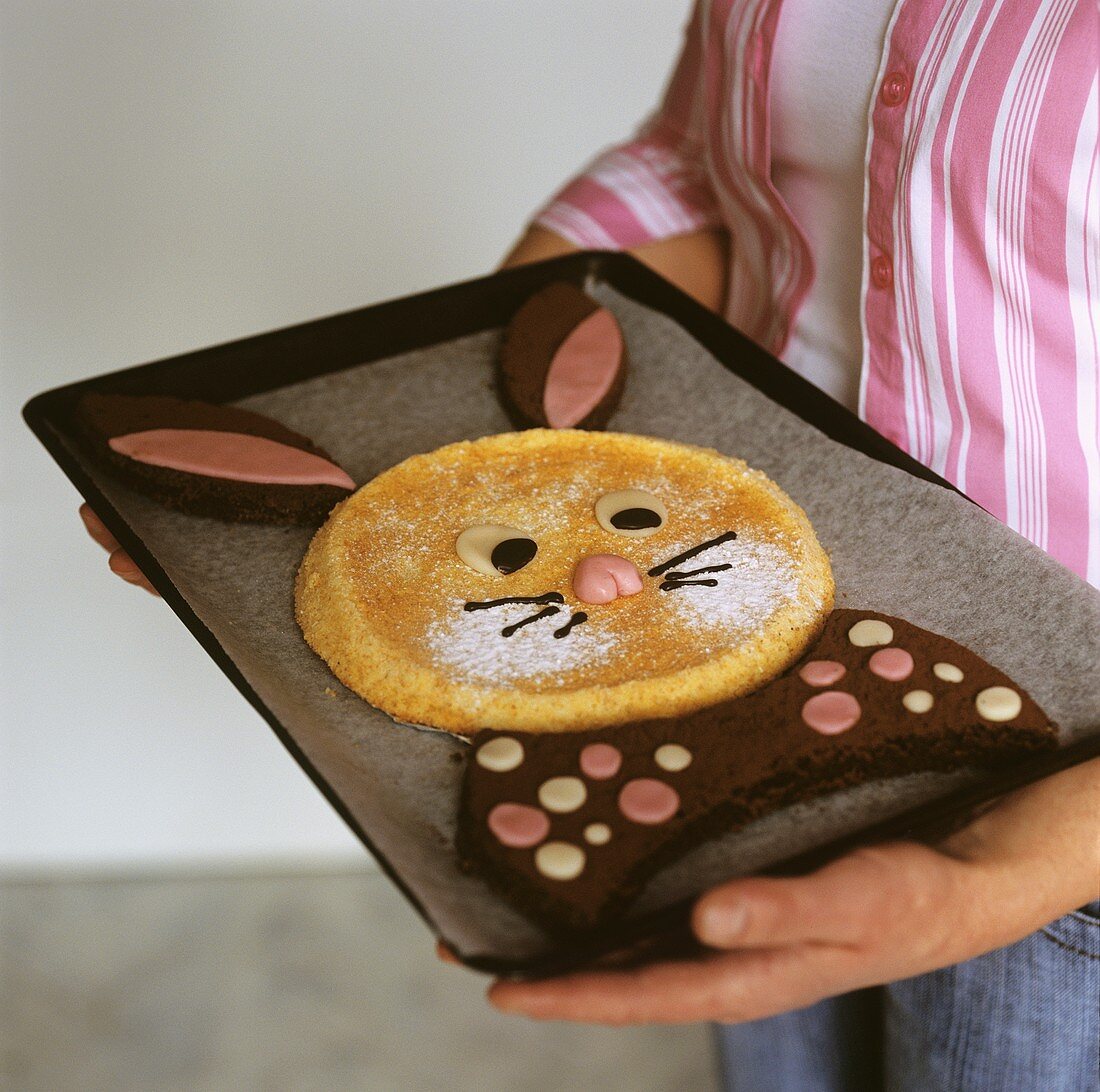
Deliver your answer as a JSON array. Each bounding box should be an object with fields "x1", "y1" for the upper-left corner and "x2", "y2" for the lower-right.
[{"x1": 716, "y1": 902, "x2": 1100, "y2": 1091}]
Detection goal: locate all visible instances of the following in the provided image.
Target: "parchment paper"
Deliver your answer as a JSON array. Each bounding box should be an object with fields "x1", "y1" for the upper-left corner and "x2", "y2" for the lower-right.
[{"x1": 60, "y1": 285, "x2": 1100, "y2": 965}]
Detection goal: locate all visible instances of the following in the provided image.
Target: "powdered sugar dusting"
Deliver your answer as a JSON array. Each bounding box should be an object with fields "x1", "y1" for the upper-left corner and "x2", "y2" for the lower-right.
[
  {"x1": 660, "y1": 534, "x2": 803, "y2": 637},
  {"x1": 424, "y1": 599, "x2": 620, "y2": 688}
]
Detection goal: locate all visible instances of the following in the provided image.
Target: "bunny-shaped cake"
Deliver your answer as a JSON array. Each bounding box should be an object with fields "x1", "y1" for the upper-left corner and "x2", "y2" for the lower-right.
[{"x1": 77, "y1": 282, "x2": 1058, "y2": 936}]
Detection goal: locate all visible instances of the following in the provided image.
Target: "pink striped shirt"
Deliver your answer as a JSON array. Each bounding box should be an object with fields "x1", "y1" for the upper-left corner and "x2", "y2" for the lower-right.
[{"x1": 535, "y1": 0, "x2": 1100, "y2": 587}]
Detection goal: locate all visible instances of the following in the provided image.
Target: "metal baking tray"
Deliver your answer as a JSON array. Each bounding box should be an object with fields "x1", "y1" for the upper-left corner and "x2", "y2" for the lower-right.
[{"x1": 24, "y1": 252, "x2": 1100, "y2": 976}]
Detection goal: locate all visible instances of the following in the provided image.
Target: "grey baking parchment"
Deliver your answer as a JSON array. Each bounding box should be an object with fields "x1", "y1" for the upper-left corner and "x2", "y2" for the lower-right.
[{"x1": 61, "y1": 285, "x2": 1100, "y2": 965}]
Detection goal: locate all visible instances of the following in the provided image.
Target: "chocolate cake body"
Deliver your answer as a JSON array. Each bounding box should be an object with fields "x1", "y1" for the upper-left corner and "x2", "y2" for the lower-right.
[
  {"x1": 458, "y1": 609, "x2": 1058, "y2": 935},
  {"x1": 77, "y1": 393, "x2": 354, "y2": 524},
  {"x1": 497, "y1": 282, "x2": 627, "y2": 430}
]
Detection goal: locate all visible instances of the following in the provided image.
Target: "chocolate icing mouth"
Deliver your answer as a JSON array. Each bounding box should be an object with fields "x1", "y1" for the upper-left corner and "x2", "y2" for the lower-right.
[{"x1": 553, "y1": 612, "x2": 589, "y2": 639}]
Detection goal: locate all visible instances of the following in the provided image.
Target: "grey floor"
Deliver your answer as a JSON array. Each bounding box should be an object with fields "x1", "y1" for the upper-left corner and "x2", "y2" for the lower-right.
[{"x1": 2, "y1": 867, "x2": 719, "y2": 1092}]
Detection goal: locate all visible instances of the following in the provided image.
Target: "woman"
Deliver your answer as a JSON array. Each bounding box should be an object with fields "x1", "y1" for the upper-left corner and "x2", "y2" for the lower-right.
[
  {"x1": 83, "y1": 2, "x2": 1099, "y2": 1087},
  {"x1": 487, "y1": 3, "x2": 1099, "y2": 1089}
]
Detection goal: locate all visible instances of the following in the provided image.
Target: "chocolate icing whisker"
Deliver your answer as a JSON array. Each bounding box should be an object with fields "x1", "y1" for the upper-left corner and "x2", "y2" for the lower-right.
[
  {"x1": 501, "y1": 606, "x2": 560, "y2": 638},
  {"x1": 648, "y1": 531, "x2": 738, "y2": 577},
  {"x1": 659, "y1": 579, "x2": 720, "y2": 591},
  {"x1": 664, "y1": 563, "x2": 732, "y2": 580},
  {"x1": 465, "y1": 592, "x2": 565, "y2": 612},
  {"x1": 553, "y1": 612, "x2": 588, "y2": 639}
]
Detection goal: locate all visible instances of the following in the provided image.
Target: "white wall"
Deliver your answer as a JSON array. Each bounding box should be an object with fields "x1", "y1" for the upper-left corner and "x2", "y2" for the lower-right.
[{"x1": 1, "y1": 1, "x2": 691, "y2": 871}]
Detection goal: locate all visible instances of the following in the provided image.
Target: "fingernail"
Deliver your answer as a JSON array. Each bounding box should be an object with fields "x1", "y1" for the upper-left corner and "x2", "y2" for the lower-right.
[
  {"x1": 698, "y1": 901, "x2": 748, "y2": 944},
  {"x1": 488, "y1": 986, "x2": 528, "y2": 1014}
]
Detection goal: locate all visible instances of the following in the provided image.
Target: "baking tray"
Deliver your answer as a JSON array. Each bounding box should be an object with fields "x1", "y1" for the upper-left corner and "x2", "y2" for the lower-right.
[{"x1": 23, "y1": 251, "x2": 1100, "y2": 976}]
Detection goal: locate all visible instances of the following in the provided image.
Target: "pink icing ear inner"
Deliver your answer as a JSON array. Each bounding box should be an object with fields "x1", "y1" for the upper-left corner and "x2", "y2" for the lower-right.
[
  {"x1": 108, "y1": 428, "x2": 356, "y2": 489},
  {"x1": 542, "y1": 309, "x2": 624, "y2": 429}
]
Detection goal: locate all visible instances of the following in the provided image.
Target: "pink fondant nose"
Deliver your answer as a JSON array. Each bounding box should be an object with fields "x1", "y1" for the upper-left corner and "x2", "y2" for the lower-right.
[{"x1": 572, "y1": 554, "x2": 643, "y2": 604}]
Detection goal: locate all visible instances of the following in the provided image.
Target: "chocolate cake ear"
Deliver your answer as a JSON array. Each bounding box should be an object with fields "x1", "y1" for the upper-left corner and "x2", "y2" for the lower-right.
[
  {"x1": 497, "y1": 282, "x2": 628, "y2": 431},
  {"x1": 76, "y1": 393, "x2": 357, "y2": 525}
]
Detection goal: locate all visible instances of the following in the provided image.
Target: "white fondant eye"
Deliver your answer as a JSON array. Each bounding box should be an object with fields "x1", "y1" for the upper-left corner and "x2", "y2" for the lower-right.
[
  {"x1": 595, "y1": 489, "x2": 667, "y2": 538},
  {"x1": 456, "y1": 525, "x2": 538, "y2": 576}
]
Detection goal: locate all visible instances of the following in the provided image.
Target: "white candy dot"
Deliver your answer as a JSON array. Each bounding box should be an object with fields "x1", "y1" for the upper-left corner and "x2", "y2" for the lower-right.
[
  {"x1": 976, "y1": 686, "x2": 1022, "y2": 722},
  {"x1": 538, "y1": 776, "x2": 587, "y2": 813},
  {"x1": 654, "y1": 744, "x2": 692, "y2": 772},
  {"x1": 535, "y1": 842, "x2": 586, "y2": 880},
  {"x1": 848, "y1": 619, "x2": 894, "y2": 647},
  {"x1": 903, "y1": 690, "x2": 934, "y2": 714},
  {"x1": 476, "y1": 736, "x2": 524, "y2": 772},
  {"x1": 584, "y1": 823, "x2": 611, "y2": 846},
  {"x1": 933, "y1": 662, "x2": 964, "y2": 683}
]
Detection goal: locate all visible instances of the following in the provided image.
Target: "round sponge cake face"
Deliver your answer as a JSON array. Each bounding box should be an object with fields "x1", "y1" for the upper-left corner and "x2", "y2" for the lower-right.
[{"x1": 295, "y1": 430, "x2": 834, "y2": 734}]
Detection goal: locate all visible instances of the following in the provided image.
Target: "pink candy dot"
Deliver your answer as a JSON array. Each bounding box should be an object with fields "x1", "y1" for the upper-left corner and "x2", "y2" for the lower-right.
[
  {"x1": 579, "y1": 743, "x2": 622, "y2": 780},
  {"x1": 799, "y1": 660, "x2": 846, "y2": 687},
  {"x1": 868, "y1": 647, "x2": 914, "y2": 682},
  {"x1": 487, "y1": 803, "x2": 551, "y2": 848},
  {"x1": 618, "y1": 778, "x2": 680, "y2": 825},
  {"x1": 801, "y1": 691, "x2": 861, "y2": 735}
]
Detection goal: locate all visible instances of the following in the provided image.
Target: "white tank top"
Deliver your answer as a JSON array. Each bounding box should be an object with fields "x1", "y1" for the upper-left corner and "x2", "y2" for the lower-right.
[{"x1": 769, "y1": 0, "x2": 897, "y2": 411}]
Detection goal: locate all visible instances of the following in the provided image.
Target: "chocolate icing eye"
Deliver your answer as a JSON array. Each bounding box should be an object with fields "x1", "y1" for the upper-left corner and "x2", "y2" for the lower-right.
[
  {"x1": 456, "y1": 525, "x2": 538, "y2": 576},
  {"x1": 595, "y1": 489, "x2": 667, "y2": 538}
]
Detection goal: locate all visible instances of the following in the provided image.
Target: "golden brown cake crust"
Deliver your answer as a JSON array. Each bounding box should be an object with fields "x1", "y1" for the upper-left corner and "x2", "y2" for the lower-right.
[{"x1": 295, "y1": 430, "x2": 834, "y2": 734}]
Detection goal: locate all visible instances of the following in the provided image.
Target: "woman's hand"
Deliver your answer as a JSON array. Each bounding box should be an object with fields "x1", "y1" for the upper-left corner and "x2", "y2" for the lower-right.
[
  {"x1": 79, "y1": 503, "x2": 159, "y2": 595},
  {"x1": 486, "y1": 757, "x2": 1100, "y2": 1025}
]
